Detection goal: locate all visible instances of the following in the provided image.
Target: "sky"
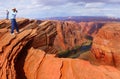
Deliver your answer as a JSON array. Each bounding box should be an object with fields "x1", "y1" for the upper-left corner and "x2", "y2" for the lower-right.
[{"x1": 0, "y1": 0, "x2": 120, "y2": 19}]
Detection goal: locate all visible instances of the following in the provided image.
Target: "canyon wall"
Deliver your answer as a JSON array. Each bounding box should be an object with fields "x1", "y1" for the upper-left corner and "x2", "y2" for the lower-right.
[
  {"x1": 0, "y1": 19, "x2": 120, "y2": 79},
  {"x1": 91, "y1": 23, "x2": 120, "y2": 68},
  {"x1": 54, "y1": 21, "x2": 83, "y2": 50}
]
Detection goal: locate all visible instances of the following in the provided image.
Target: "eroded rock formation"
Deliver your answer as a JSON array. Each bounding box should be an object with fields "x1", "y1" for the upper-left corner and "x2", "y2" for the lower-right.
[
  {"x1": 0, "y1": 19, "x2": 57, "y2": 79},
  {"x1": 79, "y1": 22, "x2": 104, "y2": 36},
  {"x1": 54, "y1": 21, "x2": 83, "y2": 50},
  {"x1": 0, "y1": 19, "x2": 120, "y2": 79},
  {"x1": 91, "y1": 23, "x2": 120, "y2": 68}
]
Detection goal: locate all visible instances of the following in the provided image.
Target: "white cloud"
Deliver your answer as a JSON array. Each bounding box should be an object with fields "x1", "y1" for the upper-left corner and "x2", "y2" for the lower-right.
[
  {"x1": 85, "y1": 2, "x2": 105, "y2": 8},
  {"x1": 0, "y1": 0, "x2": 120, "y2": 19},
  {"x1": 35, "y1": 0, "x2": 68, "y2": 6}
]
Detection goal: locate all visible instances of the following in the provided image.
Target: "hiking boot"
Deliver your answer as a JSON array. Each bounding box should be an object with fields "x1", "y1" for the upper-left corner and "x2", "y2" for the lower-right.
[{"x1": 11, "y1": 33, "x2": 15, "y2": 35}]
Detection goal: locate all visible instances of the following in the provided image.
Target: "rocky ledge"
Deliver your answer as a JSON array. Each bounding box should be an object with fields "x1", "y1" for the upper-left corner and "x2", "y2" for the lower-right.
[{"x1": 0, "y1": 19, "x2": 120, "y2": 79}]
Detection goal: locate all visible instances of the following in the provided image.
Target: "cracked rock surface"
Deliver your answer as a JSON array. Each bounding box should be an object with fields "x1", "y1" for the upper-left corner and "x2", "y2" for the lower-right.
[{"x1": 0, "y1": 19, "x2": 120, "y2": 79}]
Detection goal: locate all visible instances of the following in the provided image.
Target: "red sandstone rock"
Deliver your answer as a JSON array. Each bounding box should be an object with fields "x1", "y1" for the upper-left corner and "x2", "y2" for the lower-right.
[
  {"x1": 54, "y1": 21, "x2": 83, "y2": 50},
  {"x1": 79, "y1": 22, "x2": 104, "y2": 36},
  {"x1": 91, "y1": 23, "x2": 120, "y2": 68},
  {"x1": 23, "y1": 48, "x2": 45, "y2": 79},
  {"x1": 23, "y1": 48, "x2": 120, "y2": 79},
  {"x1": 0, "y1": 19, "x2": 120, "y2": 79}
]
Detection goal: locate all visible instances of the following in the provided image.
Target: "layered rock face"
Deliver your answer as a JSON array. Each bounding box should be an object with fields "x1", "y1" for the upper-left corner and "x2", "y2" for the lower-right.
[
  {"x1": 54, "y1": 21, "x2": 104, "y2": 51},
  {"x1": 23, "y1": 50, "x2": 120, "y2": 79},
  {"x1": 79, "y1": 22, "x2": 104, "y2": 36},
  {"x1": 91, "y1": 23, "x2": 120, "y2": 68},
  {"x1": 54, "y1": 21, "x2": 83, "y2": 50},
  {"x1": 0, "y1": 19, "x2": 57, "y2": 79},
  {"x1": 0, "y1": 19, "x2": 120, "y2": 79}
]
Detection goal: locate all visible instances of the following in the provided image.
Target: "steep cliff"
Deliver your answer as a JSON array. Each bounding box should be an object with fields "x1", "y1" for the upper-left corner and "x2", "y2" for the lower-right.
[
  {"x1": 79, "y1": 22, "x2": 104, "y2": 36},
  {"x1": 54, "y1": 21, "x2": 83, "y2": 50},
  {"x1": 91, "y1": 23, "x2": 120, "y2": 68},
  {"x1": 0, "y1": 19, "x2": 57, "y2": 79},
  {"x1": 0, "y1": 19, "x2": 120, "y2": 79},
  {"x1": 23, "y1": 49, "x2": 120, "y2": 79},
  {"x1": 52, "y1": 21, "x2": 104, "y2": 51}
]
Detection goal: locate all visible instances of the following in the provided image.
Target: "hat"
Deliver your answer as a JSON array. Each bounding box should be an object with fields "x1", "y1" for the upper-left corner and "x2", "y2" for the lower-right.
[
  {"x1": 12, "y1": 8, "x2": 17, "y2": 12},
  {"x1": 12, "y1": 8, "x2": 16, "y2": 10}
]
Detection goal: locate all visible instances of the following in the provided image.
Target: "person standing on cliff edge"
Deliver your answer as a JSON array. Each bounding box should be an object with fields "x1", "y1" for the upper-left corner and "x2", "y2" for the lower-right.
[
  {"x1": 10, "y1": 8, "x2": 19, "y2": 35},
  {"x1": 6, "y1": 10, "x2": 9, "y2": 19}
]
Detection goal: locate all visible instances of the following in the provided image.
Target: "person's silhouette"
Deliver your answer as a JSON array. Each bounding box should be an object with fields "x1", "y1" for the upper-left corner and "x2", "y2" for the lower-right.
[{"x1": 10, "y1": 8, "x2": 19, "y2": 35}]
